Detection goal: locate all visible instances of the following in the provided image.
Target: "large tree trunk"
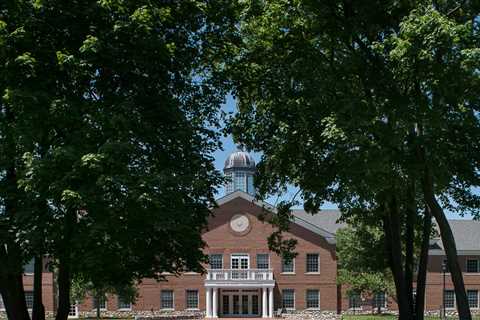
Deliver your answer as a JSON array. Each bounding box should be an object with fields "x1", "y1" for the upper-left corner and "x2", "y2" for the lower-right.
[
  {"x1": 55, "y1": 257, "x2": 71, "y2": 320},
  {"x1": 422, "y1": 169, "x2": 471, "y2": 320},
  {"x1": 55, "y1": 207, "x2": 76, "y2": 320},
  {"x1": 404, "y1": 181, "x2": 416, "y2": 316},
  {"x1": 0, "y1": 160, "x2": 30, "y2": 320},
  {"x1": 32, "y1": 256, "x2": 46, "y2": 320},
  {"x1": 383, "y1": 197, "x2": 413, "y2": 320},
  {"x1": 415, "y1": 207, "x2": 432, "y2": 320},
  {"x1": 0, "y1": 270, "x2": 31, "y2": 320}
]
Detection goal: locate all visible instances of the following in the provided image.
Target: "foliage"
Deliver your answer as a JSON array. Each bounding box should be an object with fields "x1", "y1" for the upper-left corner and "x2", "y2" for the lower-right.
[
  {"x1": 226, "y1": 0, "x2": 480, "y2": 318},
  {"x1": 71, "y1": 275, "x2": 137, "y2": 306},
  {"x1": 0, "y1": 0, "x2": 236, "y2": 318},
  {"x1": 336, "y1": 227, "x2": 395, "y2": 299}
]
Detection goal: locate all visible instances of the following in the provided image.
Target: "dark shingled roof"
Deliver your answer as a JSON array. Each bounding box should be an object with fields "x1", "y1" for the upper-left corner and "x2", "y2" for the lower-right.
[
  {"x1": 292, "y1": 209, "x2": 346, "y2": 235},
  {"x1": 293, "y1": 210, "x2": 480, "y2": 252},
  {"x1": 432, "y1": 219, "x2": 480, "y2": 251}
]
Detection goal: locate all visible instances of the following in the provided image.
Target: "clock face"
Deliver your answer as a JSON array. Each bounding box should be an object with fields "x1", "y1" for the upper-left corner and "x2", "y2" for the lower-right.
[{"x1": 230, "y1": 214, "x2": 250, "y2": 234}]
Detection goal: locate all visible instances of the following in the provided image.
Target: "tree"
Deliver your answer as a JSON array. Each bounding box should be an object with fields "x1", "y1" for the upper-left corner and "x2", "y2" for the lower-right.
[
  {"x1": 227, "y1": 1, "x2": 479, "y2": 319},
  {"x1": 336, "y1": 226, "x2": 395, "y2": 314},
  {"x1": 0, "y1": 1, "x2": 236, "y2": 320},
  {"x1": 70, "y1": 275, "x2": 138, "y2": 320}
]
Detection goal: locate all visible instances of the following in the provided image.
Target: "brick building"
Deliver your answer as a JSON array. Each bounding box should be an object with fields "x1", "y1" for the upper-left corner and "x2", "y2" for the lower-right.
[{"x1": 1, "y1": 150, "x2": 480, "y2": 318}]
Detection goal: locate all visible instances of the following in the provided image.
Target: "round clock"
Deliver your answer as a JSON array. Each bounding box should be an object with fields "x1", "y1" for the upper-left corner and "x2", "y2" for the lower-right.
[{"x1": 230, "y1": 214, "x2": 251, "y2": 234}]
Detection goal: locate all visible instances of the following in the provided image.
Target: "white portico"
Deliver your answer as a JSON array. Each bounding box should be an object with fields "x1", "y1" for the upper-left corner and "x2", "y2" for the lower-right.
[{"x1": 204, "y1": 255, "x2": 275, "y2": 318}]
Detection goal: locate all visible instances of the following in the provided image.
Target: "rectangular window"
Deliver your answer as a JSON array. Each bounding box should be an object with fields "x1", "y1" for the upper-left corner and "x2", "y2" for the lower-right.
[
  {"x1": 306, "y1": 289, "x2": 319, "y2": 309},
  {"x1": 93, "y1": 296, "x2": 106, "y2": 310},
  {"x1": 24, "y1": 259, "x2": 35, "y2": 274},
  {"x1": 444, "y1": 290, "x2": 455, "y2": 309},
  {"x1": 257, "y1": 254, "x2": 269, "y2": 269},
  {"x1": 161, "y1": 290, "x2": 174, "y2": 310},
  {"x1": 372, "y1": 292, "x2": 386, "y2": 309},
  {"x1": 306, "y1": 254, "x2": 319, "y2": 273},
  {"x1": 225, "y1": 172, "x2": 234, "y2": 194},
  {"x1": 117, "y1": 296, "x2": 132, "y2": 310},
  {"x1": 186, "y1": 290, "x2": 199, "y2": 309},
  {"x1": 282, "y1": 258, "x2": 295, "y2": 273},
  {"x1": 282, "y1": 289, "x2": 295, "y2": 309},
  {"x1": 209, "y1": 254, "x2": 223, "y2": 269},
  {"x1": 234, "y1": 172, "x2": 246, "y2": 191},
  {"x1": 468, "y1": 290, "x2": 478, "y2": 309},
  {"x1": 69, "y1": 303, "x2": 78, "y2": 317},
  {"x1": 467, "y1": 259, "x2": 479, "y2": 273},
  {"x1": 349, "y1": 292, "x2": 361, "y2": 309},
  {"x1": 25, "y1": 291, "x2": 34, "y2": 309}
]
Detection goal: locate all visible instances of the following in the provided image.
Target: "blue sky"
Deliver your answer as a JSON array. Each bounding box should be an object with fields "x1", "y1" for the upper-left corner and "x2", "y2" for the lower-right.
[{"x1": 212, "y1": 95, "x2": 472, "y2": 220}]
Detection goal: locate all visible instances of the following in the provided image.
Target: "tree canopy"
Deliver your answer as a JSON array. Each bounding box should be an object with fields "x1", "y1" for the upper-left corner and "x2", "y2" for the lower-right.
[
  {"x1": 0, "y1": 1, "x2": 236, "y2": 319},
  {"x1": 228, "y1": 1, "x2": 480, "y2": 319}
]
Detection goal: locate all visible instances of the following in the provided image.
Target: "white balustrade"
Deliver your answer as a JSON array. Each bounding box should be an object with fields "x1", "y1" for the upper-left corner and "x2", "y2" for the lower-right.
[{"x1": 206, "y1": 269, "x2": 273, "y2": 281}]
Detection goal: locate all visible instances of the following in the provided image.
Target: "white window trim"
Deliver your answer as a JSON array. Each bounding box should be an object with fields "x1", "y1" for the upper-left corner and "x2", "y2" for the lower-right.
[
  {"x1": 231, "y1": 253, "x2": 250, "y2": 269},
  {"x1": 466, "y1": 259, "x2": 480, "y2": 274},
  {"x1": 281, "y1": 257, "x2": 296, "y2": 274},
  {"x1": 256, "y1": 253, "x2": 270, "y2": 269},
  {"x1": 467, "y1": 289, "x2": 479, "y2": 310},
  {"x1": 208, "y1": 254, "x2": 224, "y2": 270},
  {"x1": 282, "y1": 289, "x2": 296, "y2": 310},
  {"x1": 444, "y1": 290, "x2": 456, "y2": 310},
  {"x1": 68, "y1": 304, "x2": 79, "y2": 319},
  {"x1": 161, "y1": 290, "x2": 175, "y2": 311},
  {"x1": 305, "y1": 290, "x2": 320, "y2": 310},
  {"x1": 185, "y1": 289, "x2": 200, "y2": 310},
  {"x1": 305, "y1": 253, "x2": 321, "y2": 274},
  {"x1": 372, "y1": 292, "x2": 388, "y2": 310}
]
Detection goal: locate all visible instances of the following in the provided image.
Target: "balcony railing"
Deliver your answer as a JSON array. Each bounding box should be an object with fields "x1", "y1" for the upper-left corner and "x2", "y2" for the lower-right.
[{"x1": 206, "y1": 269, "x2": 273, "y2": 281}]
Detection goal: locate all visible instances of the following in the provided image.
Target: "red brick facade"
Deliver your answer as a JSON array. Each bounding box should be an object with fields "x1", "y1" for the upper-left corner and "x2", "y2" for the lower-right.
[{"x1": 8, "y1": 192, "x2": 480, "y2": 317}]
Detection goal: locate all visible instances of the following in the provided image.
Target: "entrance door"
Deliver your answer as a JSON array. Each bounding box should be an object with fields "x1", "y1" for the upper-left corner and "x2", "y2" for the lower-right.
[{"x1": 221, "y1": 290, "x2": 260, "y2": 317}]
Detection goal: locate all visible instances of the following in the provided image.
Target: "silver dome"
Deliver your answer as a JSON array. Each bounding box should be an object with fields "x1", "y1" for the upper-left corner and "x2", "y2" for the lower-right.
[{"x1": 224, "y1": 150, "x2": 256, "y2": 171}]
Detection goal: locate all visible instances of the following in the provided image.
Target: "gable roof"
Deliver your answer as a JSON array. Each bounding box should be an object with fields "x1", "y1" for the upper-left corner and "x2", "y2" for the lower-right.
[
  {"x1": 215, "y1": 191, "x2": 339, "y2": 244},
  {"x1": 430, "y1": 219, "x2": 480, "y2": 254}
]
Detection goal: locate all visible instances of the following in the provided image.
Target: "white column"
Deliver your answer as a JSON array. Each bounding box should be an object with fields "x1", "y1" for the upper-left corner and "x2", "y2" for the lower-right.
[
  {"x1": 206, "y1": 288, "x2": 212, "y2": 318},
  {"x1": 262, "y1": 288, "x2": 268, "y2": 318},
  {"x1": 268, "y1": 288, "x2": 274, "y2": 318},
  {"x1": 212, "y1": 288, "x2": 218, "y2": 318}
]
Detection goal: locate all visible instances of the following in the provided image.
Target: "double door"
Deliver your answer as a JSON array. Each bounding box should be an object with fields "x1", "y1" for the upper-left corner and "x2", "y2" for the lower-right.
[
  {"x1": 221, "y1": 290, "x2": 259, "y2": 316},
  {"x1": 231, "y1": 254, "x2": 249, "y2": 280}
]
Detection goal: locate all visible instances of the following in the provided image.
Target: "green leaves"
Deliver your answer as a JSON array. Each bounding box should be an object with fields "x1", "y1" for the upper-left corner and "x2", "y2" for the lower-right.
[
  {"x1": 14, "y1": 52, "x2": 36, "y2": 77},
  {"x1": 130, "y1": 6, "x2": 154, "y2": 31},
  {"x1": 0, "y1": 0, "x2": 234, "y2": 302},
  {"x1": 79, "y1": 35, "x2": 99, "y2": 54}
]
